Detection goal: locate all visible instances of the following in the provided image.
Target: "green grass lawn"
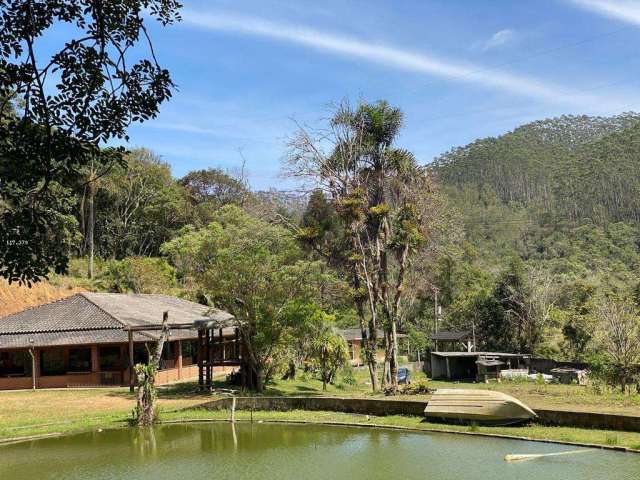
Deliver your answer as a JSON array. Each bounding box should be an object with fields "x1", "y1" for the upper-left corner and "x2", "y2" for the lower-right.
[
  {"x1": 260, "y1": 367, "x2": 640, "y2": 415},
  {"x1": 1, "y1": 368, "x2": 640, "y2": 450}
]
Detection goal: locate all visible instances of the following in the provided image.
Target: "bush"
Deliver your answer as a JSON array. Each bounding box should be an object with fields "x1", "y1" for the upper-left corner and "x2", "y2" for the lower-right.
[
  {"x1": 96, "y1": 257, "x2": 177, "y2": 294},
  {"x1": 401, "y1": 379, "x2": 431, "y2": 395},
  {"x1": 340, "y1": 364, "x2": 357, "y2": 386}
]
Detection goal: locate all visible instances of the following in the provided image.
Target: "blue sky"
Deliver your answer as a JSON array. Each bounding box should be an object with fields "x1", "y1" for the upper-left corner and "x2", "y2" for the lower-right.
[{"x1": 121, "y1": 0, "x2": 640, "y2": 189}]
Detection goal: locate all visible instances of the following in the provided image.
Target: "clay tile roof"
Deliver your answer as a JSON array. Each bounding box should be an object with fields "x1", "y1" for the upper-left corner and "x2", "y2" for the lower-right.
[
  {"x1": 80, "y1": 292, "x2": 233, "y2": 328},
  {"x1": 0, "y1": 329, "x2": 146, "y2": 349},
  {"x1": 0, "y1": 294, "x2": 121, "y2": 334},
  {"x1": 0, "y1": 293, "x2": 234, "y2": 349}
]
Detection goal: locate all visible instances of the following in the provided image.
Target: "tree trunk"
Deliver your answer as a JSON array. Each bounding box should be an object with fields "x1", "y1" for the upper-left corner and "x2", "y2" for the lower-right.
[
  {"x1": 382, "y1": 357, "x2": 390, "y2": 389},
  {"x1": 135, "y1": 311, "x2": 170, "y2": 427},
  {"x1": 87, "y1": 179, "x2": 95, "y2": 279},
  {"x1": 354, "y1": 269, "x2": 378, "y2": 392},
  {"x1": 389, "y1": 318, "x2": 399, "y2": 392},
  {"x1": 366, "y1": 354, "x2": 378, "y2": 391},
  {"x1": 255, "y1": 365, "x2": 264, "y2": 392},
  {"x1": 365, "y1": 335, "x2": 379, "y2": 391}
]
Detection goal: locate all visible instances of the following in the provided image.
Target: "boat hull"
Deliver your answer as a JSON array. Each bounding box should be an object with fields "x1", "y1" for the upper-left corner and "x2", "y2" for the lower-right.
[{"x1": 424, "y1": 389, "x2": 537, "y2": 426}]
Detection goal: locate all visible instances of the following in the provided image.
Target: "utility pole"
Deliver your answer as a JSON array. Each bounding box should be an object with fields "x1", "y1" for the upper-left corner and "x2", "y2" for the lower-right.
[
  {"x1": 28, "y1": 339, "x2": 36, "y2": 390},
  {"x1": 433, "y1": 287, "x2": 442, "y2": 352},
  {"x1": 472, "y1": 321, "x2": 476, "y2": 352},
  {"x1": 433, "y1": 288, "x2": 439, "y2": 334}
]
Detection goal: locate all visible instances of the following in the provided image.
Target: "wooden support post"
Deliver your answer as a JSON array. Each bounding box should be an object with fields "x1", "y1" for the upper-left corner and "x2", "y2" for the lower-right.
[
  {"x1": 205, "y1": 329, "x2": 211, "y2": 390},
  {"x1": 220, "y1": 328, "x2": 224, "y2": 363},
  {"x1": 198, "y1": 329, "x2": 204, "y2": 390},
  {"x1": 128, "y1": 330, "x2": 135, "y2": 393},
  {"x1": 234, "y1": 327, "x2": 239, "y2": 360},
  {"x1": 239, "y1": 330, "x2": 246, "y2": 390},
  {"x1": 445, "y1": 357, "x2": 451, "y2": 380},
  {"x1": 91, "y1": 345, "x2": 99, "y2": 373},
  {"x1": 176, "y1": 340, "x2": 183, "y2": 380},
  {"x1": 28, "y1": 347, "x2": 36, "y2": 390}
]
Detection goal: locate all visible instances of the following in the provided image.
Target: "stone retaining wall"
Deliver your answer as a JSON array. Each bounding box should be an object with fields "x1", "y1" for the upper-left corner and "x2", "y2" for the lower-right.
[
  {"x1": 535, "y1": 409, "x2": 640, "y2": 432},
  {"x1": 199, "y1": 396, "x2": 428, "y2": 417},
  {"x1": 197, "y1": 396, "x2": 640, "y2": 433}
]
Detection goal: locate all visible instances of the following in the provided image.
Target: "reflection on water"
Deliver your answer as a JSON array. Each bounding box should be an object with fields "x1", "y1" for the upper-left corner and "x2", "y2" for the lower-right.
[{"x1": 1, "y1": 422, "x2": 639, "y2": 480}]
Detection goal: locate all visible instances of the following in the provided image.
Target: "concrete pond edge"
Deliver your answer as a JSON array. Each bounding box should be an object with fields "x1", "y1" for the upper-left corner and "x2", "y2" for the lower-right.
[{"x1": 195, "y1": 395, "x2": 640, "y2": 432}]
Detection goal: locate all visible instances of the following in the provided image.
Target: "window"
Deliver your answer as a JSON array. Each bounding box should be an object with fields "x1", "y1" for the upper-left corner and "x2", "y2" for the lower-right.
[
  {"x1": 181, "y1": 340, "x2": 198, "y2": 365},
  {"x1": 68, "y1": 348, "x2": 91, "y2": 373},
  {"x1": 161, "y1": 341, "x2": 173, "y2": 361},
  {"x1": 0, "y1": 351, "x2": 32, "y2": 377},
  {"x1": 99, "y1": 346, "x2": 122, "y2": 371},
  {"x1": 41, "y1": 349, "x2": 65, "y2": 376},
  {"x1": 133, "y1": 344, "x2": 149, "y2": 365}
]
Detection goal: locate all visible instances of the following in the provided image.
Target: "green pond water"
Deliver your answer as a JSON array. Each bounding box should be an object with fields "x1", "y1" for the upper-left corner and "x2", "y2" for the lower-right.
[{"x1": 1, "y1": 423, "x2": 639, "y2": 479}]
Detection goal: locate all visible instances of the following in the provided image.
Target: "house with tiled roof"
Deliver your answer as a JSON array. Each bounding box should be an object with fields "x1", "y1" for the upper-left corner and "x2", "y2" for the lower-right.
[{"x1": 0, "y1": 292, "x2": 238, "y2": 390}]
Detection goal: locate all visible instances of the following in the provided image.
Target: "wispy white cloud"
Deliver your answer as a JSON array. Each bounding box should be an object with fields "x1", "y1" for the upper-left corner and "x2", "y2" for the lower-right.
[
  {"x1": 181, "y1": 10, "x2": 630, "y2": 110},
  {"x1": 151, "y1": 122, "x2": 219, "y2": 136},
  {"x1": 480, "y1": 29, "x2": 515, "y2": 51},
  {"x1": 568, "y1": 0, "x2": 640, "y2": 26}
]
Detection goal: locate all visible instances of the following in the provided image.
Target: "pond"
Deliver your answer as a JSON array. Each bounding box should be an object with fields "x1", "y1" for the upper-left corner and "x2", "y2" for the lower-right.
[{"x1": 1, "y1": 422, "x2": 639, "y2": 480}]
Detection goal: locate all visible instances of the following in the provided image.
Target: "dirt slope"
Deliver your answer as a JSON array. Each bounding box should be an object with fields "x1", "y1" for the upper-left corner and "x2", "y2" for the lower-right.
[{"x1": 0, "y1": 279, "x2": 86, "y2": 317}]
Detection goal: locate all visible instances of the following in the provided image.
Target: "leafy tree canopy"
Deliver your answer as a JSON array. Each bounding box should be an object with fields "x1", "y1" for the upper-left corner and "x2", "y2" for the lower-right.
[
  {"x1": 161, "y1": 205, "x2": 339, "y2": 391},
  {"x1": 0, "y1": 0, "x2": 181, "y2": 283}
]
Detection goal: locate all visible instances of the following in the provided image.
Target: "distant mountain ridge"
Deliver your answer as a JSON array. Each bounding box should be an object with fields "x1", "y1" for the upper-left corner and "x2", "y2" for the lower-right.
[{"x1": 433, "y1": 112, "x2": 640, "y2": 225}]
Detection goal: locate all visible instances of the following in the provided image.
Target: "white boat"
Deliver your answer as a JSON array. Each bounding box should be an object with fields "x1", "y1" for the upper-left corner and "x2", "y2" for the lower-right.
[{"x1": 424, "y1": 389, "x2": 537, "y2": 426}]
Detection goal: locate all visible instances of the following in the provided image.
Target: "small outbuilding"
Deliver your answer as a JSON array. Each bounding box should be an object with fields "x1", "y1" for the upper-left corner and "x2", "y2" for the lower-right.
[
  {"x1": 340, "y1": 328, "x2": 408, "y2": 366},
  {"x1": 430, "y1": 351, "x2": 531, "y2": 381},
  {"x1": 430, "y1": 330, "x2": 475, "y2": 352}
]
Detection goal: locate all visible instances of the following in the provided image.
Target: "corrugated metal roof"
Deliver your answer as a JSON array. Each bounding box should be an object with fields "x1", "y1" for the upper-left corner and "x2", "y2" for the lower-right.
[
  {"x1": 432, "y1": 351, "x2": 530, "y2": 358},
  {"x1": 430, "y1": 330, "x2": 471, "y2": 341}
]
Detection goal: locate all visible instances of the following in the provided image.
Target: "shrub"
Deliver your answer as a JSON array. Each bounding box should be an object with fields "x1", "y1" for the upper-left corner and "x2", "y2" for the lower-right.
[
  {"x1": 96, "y1": 257, "x2": 177, "y2": 294},
  {"x1": 340, "y1": 364, "x2": 357, "y2": 386},
  {"x1": 401, "y1": 379, "x2": 431, "y2": 395}
]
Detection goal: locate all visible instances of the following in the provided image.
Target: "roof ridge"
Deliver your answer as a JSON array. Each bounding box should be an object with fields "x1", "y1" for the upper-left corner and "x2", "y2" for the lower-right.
[
  {"x1": 78, "y1": 292, "x2": 128, "y2": 328},
  {"x1": 0, "y1": 292, "x2": 84, "y2": 320}
]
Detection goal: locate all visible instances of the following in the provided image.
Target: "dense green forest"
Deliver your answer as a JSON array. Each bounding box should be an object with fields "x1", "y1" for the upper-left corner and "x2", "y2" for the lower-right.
[
  {"x1": 8, "y1": 110, "x2": 640, "y2": 391},
  {"x1": 429, "y1": 113, "x2": 640, "y2": 368},
  {"x1": 2, "y1": 3, "x2": 637, "y2": 396}
]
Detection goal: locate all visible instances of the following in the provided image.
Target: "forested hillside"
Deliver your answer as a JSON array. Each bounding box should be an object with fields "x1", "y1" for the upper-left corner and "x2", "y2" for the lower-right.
[
  {"x1": 435, "y1": 112, "x2": 640, "y2": 224},
  {"x1": 4, "y1": 108, "x2": 640, "y2": 377},
  {"x1": 428, "y1": 113, "x2": 640, "y2": 362}
]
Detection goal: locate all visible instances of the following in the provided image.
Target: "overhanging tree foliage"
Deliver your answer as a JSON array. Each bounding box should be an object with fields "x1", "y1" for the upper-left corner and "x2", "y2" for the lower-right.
[
  {"x1": 0, "y1": 0, "x2": 181, "y2": 283},
  {"x1": 161, "y1": 205, "x2": 338, "y2": 392}
]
